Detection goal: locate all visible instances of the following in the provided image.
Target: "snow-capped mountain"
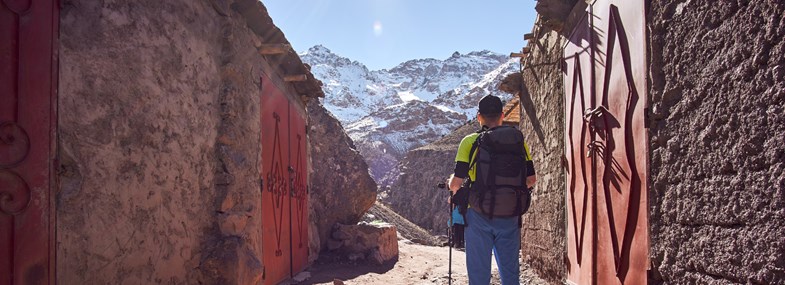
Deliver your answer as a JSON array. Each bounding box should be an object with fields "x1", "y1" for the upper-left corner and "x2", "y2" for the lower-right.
[
  {"x1": 300, "y1": 45, "x2": 518, "y2": 184},
  {"x1": 345, "y1": 100, "x2": 467, "y2": 180}
]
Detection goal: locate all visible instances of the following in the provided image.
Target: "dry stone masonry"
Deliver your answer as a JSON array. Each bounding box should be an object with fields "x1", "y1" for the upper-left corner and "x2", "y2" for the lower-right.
[
  {"x1": 327, "y1": 223, "x2": 399, "y2": 265},
  {"x1": 508, "y1": 26, "x2": 568, "y2": 285},
  {"x1": 647, "y1": 1, "x2": 785, "y2": 283}
]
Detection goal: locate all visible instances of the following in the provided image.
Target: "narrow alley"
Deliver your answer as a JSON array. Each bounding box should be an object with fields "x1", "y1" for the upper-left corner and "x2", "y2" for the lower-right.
[{"x1": 1, "y1": 0, "x2": 783, "y2": 285}]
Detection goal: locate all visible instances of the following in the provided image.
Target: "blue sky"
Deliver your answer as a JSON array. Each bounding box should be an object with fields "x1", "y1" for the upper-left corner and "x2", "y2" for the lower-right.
[{"x1": 263, "y1": 0, "x2": 537, "y2": 70}]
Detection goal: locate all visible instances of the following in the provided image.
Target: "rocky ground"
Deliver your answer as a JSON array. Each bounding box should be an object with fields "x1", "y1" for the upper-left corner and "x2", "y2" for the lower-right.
[{"x1": 284, "y1": 202, "x2": 551, "y2": 285}]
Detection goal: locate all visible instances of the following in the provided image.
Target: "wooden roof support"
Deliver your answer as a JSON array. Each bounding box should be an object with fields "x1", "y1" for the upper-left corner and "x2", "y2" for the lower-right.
[
  {"x1": 284, "y1": 74, "x2": 308, "y2": 82},
  {"x1": 510, "y1": 47, "x2": 532, "y2": 58},
  {"x1": 258, "y1": 44, "x2": 291, "y2": 55},
  {"x1": 524, "y1": 33, "x2": 535, "y2": 40}
]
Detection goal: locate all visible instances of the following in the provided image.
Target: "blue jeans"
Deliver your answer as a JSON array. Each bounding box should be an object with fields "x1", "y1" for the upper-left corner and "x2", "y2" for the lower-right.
[{"x1": 465, "y1": 208, "x2": 521, "y2": 285}]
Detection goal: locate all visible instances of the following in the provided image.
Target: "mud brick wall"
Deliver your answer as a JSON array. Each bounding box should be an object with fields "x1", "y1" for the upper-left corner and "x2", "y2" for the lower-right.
[
  {"x1": 647, "y1": 1, "x2": 785, "y2": 283},
  {"x1": 516, "y1": 28, "x2": 567, "y2": 284},
  {"x1": 56, "y1": 0, "x2": 310, "y2": 283}
]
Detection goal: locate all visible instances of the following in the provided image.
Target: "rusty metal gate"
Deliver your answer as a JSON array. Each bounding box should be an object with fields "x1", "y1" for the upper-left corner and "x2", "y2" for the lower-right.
[
  {"x1": 1, "y1": 0, "x2": 58, "y2": 284},
  {"x1": 260, "y1": 74, "x2": 309, "y2": 285},
  {"x1": 563, "y1": 0, "x2": 649, "y2": 284}
]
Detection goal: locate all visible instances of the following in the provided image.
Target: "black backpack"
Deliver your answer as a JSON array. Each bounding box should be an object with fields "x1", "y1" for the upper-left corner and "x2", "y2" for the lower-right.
[{"x1": 467, "y1": 126, "x2": 532, "y2": 218}]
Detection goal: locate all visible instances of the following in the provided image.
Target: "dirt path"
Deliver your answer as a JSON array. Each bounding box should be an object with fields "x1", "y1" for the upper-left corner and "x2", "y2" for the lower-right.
[
  {"x1": 294, "y1": 240, "x2": 547, "y2": 285},
  {"x1": 286, "y1": 202, "x2": 549, "y2": 284}
]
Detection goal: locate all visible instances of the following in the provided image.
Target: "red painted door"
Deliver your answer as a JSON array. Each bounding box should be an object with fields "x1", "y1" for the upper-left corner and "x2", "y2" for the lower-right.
[
  {"x1": 0, "y1": 0, "x2": 58, "y2": 284},
  {"x1": 564, "y1": 9, "x2": 596, "y2": 285},
  {"x1": 288, "y1": 105, "x2": 308, "y2": 275},
  {"x1": 261, "y1": 75, "x2": 310, "y2": 284},
  {"x1": 261, "y1": 75, "x2": 292, "y2": 285},
  {"x1": 564, "y1": 1, "x2": 649, "y2": 284}
]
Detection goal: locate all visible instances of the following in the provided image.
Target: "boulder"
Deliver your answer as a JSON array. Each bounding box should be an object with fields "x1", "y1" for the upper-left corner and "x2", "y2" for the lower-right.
[
  {"x1": 308, "y1": 100, "x2": 378, "y2": 252},
  {"x1": 327, "y1": 223, "x2": 399, "y2": 265}
]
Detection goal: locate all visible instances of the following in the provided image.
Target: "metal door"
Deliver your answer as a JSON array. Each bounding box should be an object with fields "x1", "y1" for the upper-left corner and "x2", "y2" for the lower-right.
[
  {"x1": 564, "y1": 9, "x2": 596, "y2": 285},
  {"x1": 288, "y1": 105, "x2": 308, "y2": 275},
  {"x1": 563, "y1": 1, "x2": 649, "y2": 284},
  {"x1": 261, "y1": 74, "x2": 310, "y2": 284},
  {"x1": 261, "y1": 75, "x2": 292, "y2": 285},
  {"x1": 0, "y1": 0, "x2": 58, "y2": 284}
]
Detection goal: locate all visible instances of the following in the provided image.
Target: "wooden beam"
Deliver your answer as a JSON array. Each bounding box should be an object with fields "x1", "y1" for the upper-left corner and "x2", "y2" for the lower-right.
[
  {"x1": 258, "y1": 44, "x2": 291, "y2": 55},
  {"x1": 284, "y1": 74, "x2": 308, "y2": 82},
  {"x1": 511, "y1": 46, "x2": 533, "y2": 58},
  {"x1": 524, "y1": 33, "x2": 535, "y2": 40}
]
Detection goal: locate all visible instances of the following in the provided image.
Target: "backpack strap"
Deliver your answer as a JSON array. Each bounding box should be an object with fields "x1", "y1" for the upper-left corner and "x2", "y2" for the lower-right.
[
  {"x1": 514, "y1": 155, "x2": 528, "y2": 217},
  {"x1": 467, "y1": 136, "x2": 481, "y2": 174},
  {"x1": 468, "y1": 133, "x2": 486, "y2": 214},
  {"x1": 466, "y1": 127, "x2": 487, "y2": 172}
]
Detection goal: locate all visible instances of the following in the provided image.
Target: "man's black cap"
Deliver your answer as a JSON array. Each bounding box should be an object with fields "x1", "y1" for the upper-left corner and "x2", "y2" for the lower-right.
[{"x1": 478, "y1": 94, "x2": 503, "y2": 115}]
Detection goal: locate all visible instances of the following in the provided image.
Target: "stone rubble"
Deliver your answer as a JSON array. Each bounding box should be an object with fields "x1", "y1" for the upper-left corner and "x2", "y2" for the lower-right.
[{"x1": 326, "y1": 222, "x2": 400, "y2": 265}]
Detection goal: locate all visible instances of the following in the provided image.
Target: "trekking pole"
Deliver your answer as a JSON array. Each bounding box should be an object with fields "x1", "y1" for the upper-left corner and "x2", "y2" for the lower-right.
[
  {"x1": 438, "y1": 182, "x2": 453, "y2": 285},
  {"x1": 448, "y1": 191, "x2": 453, "y2": 285}
]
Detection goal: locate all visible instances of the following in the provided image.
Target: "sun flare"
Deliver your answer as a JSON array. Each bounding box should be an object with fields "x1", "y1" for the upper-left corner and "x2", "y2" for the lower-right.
[{"x1": 373, "y1": 20, "x2": 383, "y2": 36}]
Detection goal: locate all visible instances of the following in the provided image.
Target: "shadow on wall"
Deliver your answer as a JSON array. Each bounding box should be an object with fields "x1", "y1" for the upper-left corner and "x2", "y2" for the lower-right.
[
  {"x1": 519, "y1": 81, "x2": 547, "y2": 146},
  {"x1": 498, "y1": 68, "x2": 546, "y2": 147}
]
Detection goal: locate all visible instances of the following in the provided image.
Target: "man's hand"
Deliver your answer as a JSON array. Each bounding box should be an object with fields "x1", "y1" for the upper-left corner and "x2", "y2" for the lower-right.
[
  {"x1": 448, "y1": 174, "x2": 463, "y2": 194},
  {"x1": 527, "y1": 175, "x2": 537, "y2": 190}
]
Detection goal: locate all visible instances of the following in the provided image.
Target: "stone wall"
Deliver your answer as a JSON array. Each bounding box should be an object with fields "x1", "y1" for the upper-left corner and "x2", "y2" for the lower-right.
[
  {"x1": 647, "y1": 1, "x2": 785, "y2": 283},
  {"x1": 57, "y1": 0, "x2": 321, "y2": 283},
  {"x1": 57, "y1": 1, "x2": 225, "y2": 283},
  {"x1": 514, "y1": 27, "x2": 568, "y2": 284}
]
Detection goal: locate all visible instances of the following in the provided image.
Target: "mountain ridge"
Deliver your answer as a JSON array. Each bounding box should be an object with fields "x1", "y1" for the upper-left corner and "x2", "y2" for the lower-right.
[{"x1": 300, "y1": 45, "x2": 517, "y2": 185}]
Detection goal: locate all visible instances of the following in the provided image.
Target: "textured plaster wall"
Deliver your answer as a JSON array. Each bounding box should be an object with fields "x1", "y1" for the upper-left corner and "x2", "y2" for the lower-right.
[
  {"x1": 56, "y1": 0, "x2": 307, "y2": 283},
  {"x1": 57, "y1": 1, "x2": 223, "y2": 283},
  {"x1": 516, "y1": 28, "x2": 567, "y2": 284},
  {"x1": 647, "y1": 1, "x2": 785, "y2": 284}
]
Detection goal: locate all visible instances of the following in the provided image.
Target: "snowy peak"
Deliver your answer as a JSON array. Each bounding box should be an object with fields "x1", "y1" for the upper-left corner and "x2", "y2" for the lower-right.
[
  {"x1": 345, "y1": 100, "x2": 467, "y2": 181},
  {"x1": 386, "y1": 50, "x2": 507, "y2": 75},
  {"x1": 300, "y1": 44, "x2": 332, "y2": 55},
  {"x1": 300, "y1": 44, "x2": 518, "y2": 183},
  {"x1": 300, "y1": 45, "x2": 369, "y2": 72}
]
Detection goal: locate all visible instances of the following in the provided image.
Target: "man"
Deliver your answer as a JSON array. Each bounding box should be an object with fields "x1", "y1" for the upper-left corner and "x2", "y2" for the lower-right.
[{"x1": 447, "y1": 94, "x2": 536, "y2": 285}]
